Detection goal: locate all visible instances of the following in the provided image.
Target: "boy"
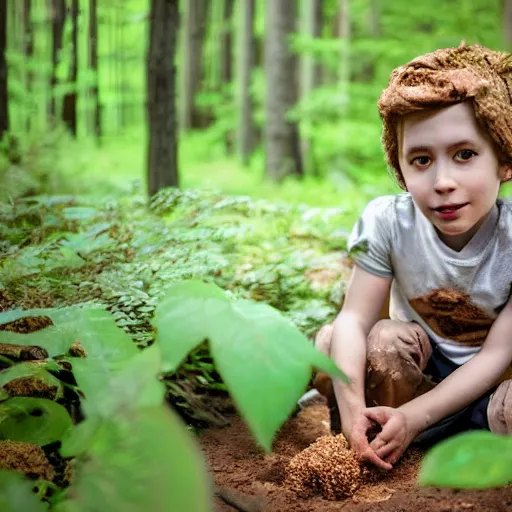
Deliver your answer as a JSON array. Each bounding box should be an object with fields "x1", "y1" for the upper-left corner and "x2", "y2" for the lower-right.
[{"x1": 314, "y1": 43, "x2": 512, "y2": 471}]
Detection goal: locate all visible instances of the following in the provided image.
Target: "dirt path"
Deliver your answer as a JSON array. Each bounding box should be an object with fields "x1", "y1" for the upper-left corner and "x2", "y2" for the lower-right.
[{"x1": 200, "y1": 404, "x2": 512, "y2": 512}]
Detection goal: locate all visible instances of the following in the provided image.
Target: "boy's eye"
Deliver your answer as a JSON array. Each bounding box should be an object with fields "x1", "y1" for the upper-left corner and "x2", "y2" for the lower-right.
[
  {"x1": 411, "y1": 156, "x2": 430, "y2": 167},
  {"x1": 455, "y1": 149, "x2": 476, "y2": 161}
]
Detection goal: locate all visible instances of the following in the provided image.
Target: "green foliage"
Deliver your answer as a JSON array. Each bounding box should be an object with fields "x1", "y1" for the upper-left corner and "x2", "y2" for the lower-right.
[
  {"x1": 0, "y1": 187, "x2": 352, "y2": 425},
  {"x1": 419, "y1": 431, "x2": 512, "y2": 488},
  {"x1": 0, "y1": 305, "x2": 211, "y2": 511},
  {"x1": 154, "y1": 280, "x2": 346, "y2": 451},
  {"x1": 56, "y1": 408, "x2": 211, "y2": 512},
  {"x1": 0, "y1": 280, "x2": 344, "y2": 509},
  {"x1": 0, "y1": 471, "x2": 48, "y2": 512},
  {"x1": 0, "y1": 398, "x2": 72, "y2": 446}
]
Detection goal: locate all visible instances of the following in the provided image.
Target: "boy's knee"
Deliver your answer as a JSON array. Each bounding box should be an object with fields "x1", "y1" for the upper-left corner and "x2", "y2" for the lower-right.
[
  {"x1": 366, "y1": 320, "x2": 401, "y2": 364},
  {"x1": 314, "y1": 323, "x2": 334, "y2": 357},
  {"x1": 367, "y1": 319, "x2": 431, "y2": 369},
  {"x1": 488, "y1": 380, "x2": 512, "y2": 434}
]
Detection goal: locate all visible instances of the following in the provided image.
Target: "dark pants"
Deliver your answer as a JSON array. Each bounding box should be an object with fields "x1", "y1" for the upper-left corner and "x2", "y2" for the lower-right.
[{"x1": 413, "y1": 341, "x2": 493, "y2": 447}]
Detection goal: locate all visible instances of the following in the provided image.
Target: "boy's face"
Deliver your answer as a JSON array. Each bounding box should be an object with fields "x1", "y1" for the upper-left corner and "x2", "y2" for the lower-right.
[{"x1": 398, "y1": 102, "x2": 508, "y2": 251}]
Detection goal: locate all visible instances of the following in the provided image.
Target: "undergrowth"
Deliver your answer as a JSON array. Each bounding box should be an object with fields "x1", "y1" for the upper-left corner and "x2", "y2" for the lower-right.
[{"x1": 0, "y1": 187, "x2": 354, "y2": 426}]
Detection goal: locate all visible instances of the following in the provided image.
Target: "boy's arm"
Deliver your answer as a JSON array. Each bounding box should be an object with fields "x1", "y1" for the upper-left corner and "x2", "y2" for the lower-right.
[
  {"x1": 330, "y1": 264, "x2": 392, "y2": 468},
  {"x1": 400, "y1": 298, "x2": 512, "y2": 434}
]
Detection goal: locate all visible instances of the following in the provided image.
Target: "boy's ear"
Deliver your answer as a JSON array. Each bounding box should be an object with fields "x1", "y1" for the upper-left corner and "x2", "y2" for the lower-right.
[{"x1": 499, "y1": 163, "x2": 512, "y2": 183}]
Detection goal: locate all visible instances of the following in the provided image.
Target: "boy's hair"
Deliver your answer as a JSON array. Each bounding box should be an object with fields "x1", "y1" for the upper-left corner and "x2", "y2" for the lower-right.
[{"x1": 378, "y1": 42, "x2": 512, "y2": 189}]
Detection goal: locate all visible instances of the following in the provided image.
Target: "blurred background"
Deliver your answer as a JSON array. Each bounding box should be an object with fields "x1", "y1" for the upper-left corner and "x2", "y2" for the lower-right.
[{"x1": 0, "y1": 0, "x2": 510, "y2": 219}]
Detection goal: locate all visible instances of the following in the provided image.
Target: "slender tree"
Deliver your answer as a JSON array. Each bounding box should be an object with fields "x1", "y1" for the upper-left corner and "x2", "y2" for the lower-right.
[
  {"x1": 49, "y1": 0, "x2": 66, "y2": 121},
  {"x1": 264, "y1": 0, "x2": 303, "y2": 180},
  {"x1": 180, "y1": 0, "x2": 209, "y2": 130},
  {"x1": 221, "y1": 0, "x2": 234, "y2": 85},
  {"x1": 338, "y1": 0, "x2": 351, "y2": 95},
  {"x1": 22, "y1": 0, "x2": 34, "y2": 132},
  {"x1": 89, "y1": 0, "x2": 101, "y2": 139},
  {"x1": 238, "y1": 0, "x2": 256, "y2": 164},
  {"x1": 62, "y1": 0, "x2": 79, "y2": 136},
  {"x1": 301, "y1": 0, "x2": 323, "y2": 96},
  {"x1": 147, "y1": 0, "x2": 179, "y2": 195},
  {"x1": 0, "y1": 0, "x2": 8, "y2": 139},
  {"x1": 300, "y1": 0, "x2": 323, "y2": 174}
]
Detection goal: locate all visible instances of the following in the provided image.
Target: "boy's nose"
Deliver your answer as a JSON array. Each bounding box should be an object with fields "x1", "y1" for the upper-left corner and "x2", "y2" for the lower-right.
[{"x1": 433, "y1": 167, "x2": 457, "y2": 193}]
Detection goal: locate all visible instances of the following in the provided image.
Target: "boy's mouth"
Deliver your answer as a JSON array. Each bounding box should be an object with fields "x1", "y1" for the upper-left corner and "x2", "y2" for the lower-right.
[{"x1": 432, "y1": 202, "x2": 469, "y2": 213}]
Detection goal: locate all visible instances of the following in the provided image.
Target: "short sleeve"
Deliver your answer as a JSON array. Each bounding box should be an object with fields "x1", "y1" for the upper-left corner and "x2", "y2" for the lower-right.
[{"x1": 347, "y1": 197, "x2": 394, "y2": 278}]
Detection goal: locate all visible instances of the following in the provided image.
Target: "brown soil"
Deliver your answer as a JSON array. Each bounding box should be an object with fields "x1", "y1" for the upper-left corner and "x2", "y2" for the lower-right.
[{"x1": 201, "y1": 404, "x2": 512, "y2": 512}]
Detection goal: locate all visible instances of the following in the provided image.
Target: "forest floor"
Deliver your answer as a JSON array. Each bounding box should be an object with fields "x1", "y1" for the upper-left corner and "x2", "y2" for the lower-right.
[{"x1": 201, "y1": 403, "x2": 512, "y2": 512}]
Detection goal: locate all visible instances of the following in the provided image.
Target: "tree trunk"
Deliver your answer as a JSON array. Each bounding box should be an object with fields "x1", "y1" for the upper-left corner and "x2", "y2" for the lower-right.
[
  {"x1": 238, "y1": 0, "x2": 257, "y2": 164},
  {"x1": 264, "y1": 0, "x2": 303, "y2": 181},
  {"x1": 220, "y1": 0, "x2": 235, "y2": 152},
  {"x1": 338, "y1": 0, "x2": 350, "y2": 114},
  {"x1": 301, "y1": 0, "x2": 323, "y2": 96},
  {"x1": 23, "y1": 0, "x2": 34, "y2": 132},
  {"x1": 300, "y1": 0, "x2": 323, "y2": 175},
  {"x1": 221, "y1": 0, "x2": 234, "y2": 84},
  {"x1": 355, "y1": 0, "x2": 380, "y2": 82},
  {"x1": 180, "y1": 0, "x2": 209, "y2": 130},
  {"x1": 147, "y1": 0, "x2": 179, "y2": 195},
  {"x1": 505, "y1": 0, "x2": 512, "y2": 48},
  {"x1": 49, "y1": 0, "x2": 66, "y2": 121},
  {"x1": 62, "y1": 0, "x2": 79, "y2": 136},
  {"x1": 0, "y1": 0, "x2": 8, "y2": 139},
  {"x1": 89, "y1": 0, "x2": 101, "y2": 139}
]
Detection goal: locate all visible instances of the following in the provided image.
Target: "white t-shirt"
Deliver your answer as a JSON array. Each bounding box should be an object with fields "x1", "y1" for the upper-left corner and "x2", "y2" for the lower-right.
[{"x1": 348, "y1": 193, "x2": 512, "y2": 365}]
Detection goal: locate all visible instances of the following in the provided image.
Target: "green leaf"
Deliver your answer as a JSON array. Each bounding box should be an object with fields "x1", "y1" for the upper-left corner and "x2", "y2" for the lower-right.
[
  {"x1": 61, "y1": 207, "x2": 98, "y2": 221},
  {"x1": 0, "y1": 363, "x2": 63, "y2": 399},
  {"x1": 154, "y1": 280, "x2": 346, "y2": 451},
  {"x1": 0, "y1": 470, "x2": 48, "y2": 511},
  {"x1": 152, "y1": 281, "x2": 229, "y2": 372},
  {"x1": 0, "y1": 328, "x2": 75, "y2": 358},
  {"x1": 0, "y1": 307, "x2": 138, "y2": 362},
  {"x1": 0, "y1": 398, "x2": 72, "y2": 446},
  {"x1": 419, "y1": 431, "x2": 512, "y2": 488},
  {"x1": 57, "y1": 407, "x2": 211, "y2": 512},
  {"x1": 71, "y1": 345, "x2": 164, "y2": 418},
  {"x1": 60, "y1": 417, "x2": 102, "y2": 458}
]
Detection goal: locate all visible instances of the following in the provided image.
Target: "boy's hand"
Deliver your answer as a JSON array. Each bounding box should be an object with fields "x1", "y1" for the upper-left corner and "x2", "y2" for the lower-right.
[
  {"x1": 363, "y1": 406, "x2": 418, "y2": 465},
  {"x1": 344, "y1": 411, "x2": 393, "y2": 470}
]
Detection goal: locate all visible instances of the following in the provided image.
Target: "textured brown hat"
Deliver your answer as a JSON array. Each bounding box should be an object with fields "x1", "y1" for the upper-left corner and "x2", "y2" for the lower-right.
[{"x1": 378, "y1": 42, "x2": 512, "y2": 189}]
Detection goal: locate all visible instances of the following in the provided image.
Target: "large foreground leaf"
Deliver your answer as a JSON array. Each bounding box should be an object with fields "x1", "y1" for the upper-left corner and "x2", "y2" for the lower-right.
[
  {"x1": 71, "y1": 344, "x2": 164, "y2": 418},
  {"x1": 0, "y1": 471, "x2": 48, "y2": 511},
  {"x1": 154, "y1": 280, "x2": 346, "y2": 451},
  {"x1": 57, "y1": 407, "x2": 211, "y2": 512},
  {"x1": 419, "y1": 431, "x2": 512, "y2": 488},
  {"x1": 0, "y1": 397, "x2": 72, "y2": 445}
]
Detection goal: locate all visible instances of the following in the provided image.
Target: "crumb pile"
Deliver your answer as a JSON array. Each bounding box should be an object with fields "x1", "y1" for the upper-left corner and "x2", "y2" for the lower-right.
[
  {"x1": 0, "y1": 440, "x2": 54, "y2": 480},
  {"x1": 284, "y1": 433, "x2": 366, "y2": 500}
]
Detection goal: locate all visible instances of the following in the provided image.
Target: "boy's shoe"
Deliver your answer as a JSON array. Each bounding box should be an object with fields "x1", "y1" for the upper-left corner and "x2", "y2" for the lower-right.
[
  {"x1": 297, "y1": 388, "x2": 323, "y2": 409},
  {"x1": 296, "y1": 385, "x2": 342, "y2": 434}
]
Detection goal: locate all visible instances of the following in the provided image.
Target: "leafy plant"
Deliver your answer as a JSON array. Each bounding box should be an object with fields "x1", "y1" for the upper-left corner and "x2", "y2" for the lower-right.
[
  {"x1": 0, "y1": 280, "x2": 345, "y2": 510},
  {"x1": 419, "y1": 431, "x2": 512, "y2": 488}
]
